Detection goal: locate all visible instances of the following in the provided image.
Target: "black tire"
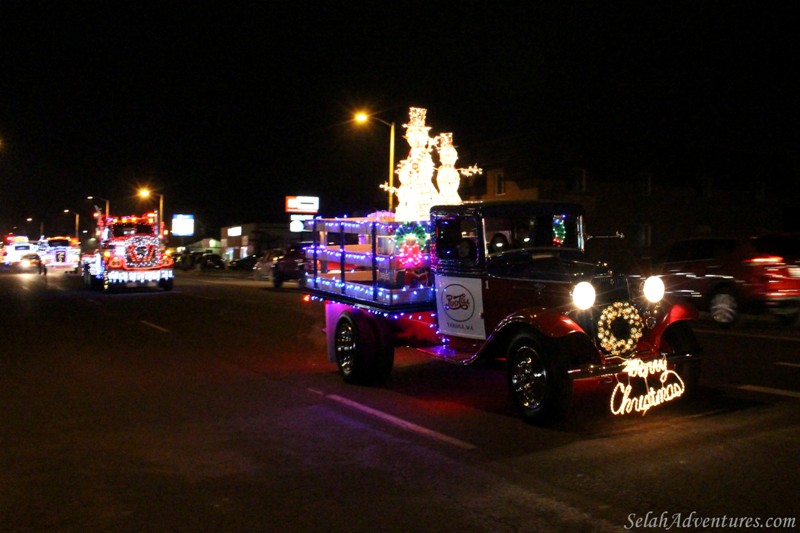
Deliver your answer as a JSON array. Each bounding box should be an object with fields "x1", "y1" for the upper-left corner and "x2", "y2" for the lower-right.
[
  {"x1": 334, "y1": 311, "x2": 393, "y2": 385},
  {"x1": 85, "y1": 268, "x2": 102, "y2": 290},
  {"x1": 709, "y1": 289, "x2": 738, "y2": 326},
  {"x1": 370, "y1": 315, "x2": 395, "y2": 383},
  {"x1": 507, "y1": 333, "x2": 572, "y2": 425},
  {"x1": 662, "y1": 321, "x2": 702, "y2": 395},
  {"x1": 776, "y1": 308, "x2": 800, "y2": 328},
  {"x1": 272, "y1": 271, "x2": 284, "y2": 289},
  {"x1": 161, "y1": 278, "x2": 174, "y2": 291}
]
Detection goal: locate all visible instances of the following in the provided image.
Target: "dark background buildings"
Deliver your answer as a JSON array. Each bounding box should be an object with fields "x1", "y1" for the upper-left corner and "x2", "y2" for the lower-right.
[{"x1": 1, "y1": 3, "x2": 798, "y2": 240}]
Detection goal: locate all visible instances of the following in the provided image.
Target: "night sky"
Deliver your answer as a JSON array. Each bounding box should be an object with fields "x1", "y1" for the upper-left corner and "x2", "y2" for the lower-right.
[{"x1": 1, "y1": 3, "x2": 798, "y2": 237}]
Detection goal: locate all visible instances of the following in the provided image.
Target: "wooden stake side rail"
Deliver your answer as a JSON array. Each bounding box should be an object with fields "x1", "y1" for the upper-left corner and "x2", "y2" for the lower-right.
[{"x1": 304, "y1": 217, "x2": 435, "y2": 311}]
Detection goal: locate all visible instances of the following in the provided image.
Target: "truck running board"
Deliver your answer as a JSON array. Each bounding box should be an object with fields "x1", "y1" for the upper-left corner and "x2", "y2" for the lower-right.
[{"x1": 416, "y1": 345, "x2": 478, "y2": 365}]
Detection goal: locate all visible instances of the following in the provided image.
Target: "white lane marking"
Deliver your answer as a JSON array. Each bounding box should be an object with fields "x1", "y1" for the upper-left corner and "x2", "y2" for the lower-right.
[
  {"x1": 737, "y1": 385, "x2": 800, "y2": 399},
  {"x1": 694, "y1": 328, "x2": 800, "y2": 343},
  {"x1": 326, "y1": 394, "x2": 477, "y2": 450},
  {"x1": 775, "y1": 362, "x2": 800, "y2": 368},
  {"x1": 140, "y1": 320, "x2": 170, "y2": 333}
]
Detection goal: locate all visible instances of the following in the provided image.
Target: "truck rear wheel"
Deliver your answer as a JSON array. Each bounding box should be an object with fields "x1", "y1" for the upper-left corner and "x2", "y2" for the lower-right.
[
  {"x1": 334, "y1": 311, "x2": 392, "y2": 385},
  {"x1": 507, "y1": 333, "x2": 571, "y2": 425}
]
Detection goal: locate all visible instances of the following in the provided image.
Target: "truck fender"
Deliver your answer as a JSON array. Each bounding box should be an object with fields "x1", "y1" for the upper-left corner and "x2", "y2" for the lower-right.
[
  {"x1": 650, "y1": 300, "x2": 700, "y2": 352},
  {"x1": 480, "y1": 307, "x2": 599, "y2": 368},
  {"x1": 493, "y1": 307, "x2": 585, "y2": 339}
]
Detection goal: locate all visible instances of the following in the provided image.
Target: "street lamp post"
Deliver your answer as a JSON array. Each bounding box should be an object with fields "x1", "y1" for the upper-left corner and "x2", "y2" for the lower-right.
[
  {"x1": 355, "y1": 112, "x2": 396, "y2": 212},
  {"x1": 87, "y1": 196, "x2": 110, "y2": 218},
  {"x1": 64, "y1": 210, "x2": 79, "y2": 239},
  {"x1": 138, "y1": 189, "x2": 165, "y2": 240}
]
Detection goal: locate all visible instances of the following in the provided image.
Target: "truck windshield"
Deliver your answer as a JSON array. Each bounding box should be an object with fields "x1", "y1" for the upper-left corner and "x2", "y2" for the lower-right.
[
  {"x1": 484, "y1": 214, "x2": 583, "y2": 254},
  {"x1": 112, "y1": 223, "x2": 154, "y2": 237},
  {"x1": 47, "y1": 239, "x2": 71, "y2": 247}
]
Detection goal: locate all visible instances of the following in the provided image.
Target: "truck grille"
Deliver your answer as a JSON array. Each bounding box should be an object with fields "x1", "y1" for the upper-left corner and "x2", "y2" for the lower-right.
[
  {"x1": 124, "y1": 236, "x2": 160, "y2": 268},
  {"x1": 570, "y1": 275, "x2": 642, "y2": 357}
]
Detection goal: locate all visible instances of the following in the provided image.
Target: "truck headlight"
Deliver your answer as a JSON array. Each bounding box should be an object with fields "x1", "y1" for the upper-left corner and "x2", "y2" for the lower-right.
[
  {"x1": 572, "y1": 281, "x2": 596, "y2": 310},
  {"x1": 643, "y1": 276, "x2": 665, "y2": 303}
]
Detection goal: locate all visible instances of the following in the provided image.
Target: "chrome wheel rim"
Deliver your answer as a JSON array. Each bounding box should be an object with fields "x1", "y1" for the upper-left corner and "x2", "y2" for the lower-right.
[
  {"x1": 335, "y1": 320, "x2": 356, "y2": 376},
  {"x1": 510, "y1": 346, "x2": 547, "y2": 411},
  {"x1": 710, "y1": 293, "x2": 737, "y2": 324}
]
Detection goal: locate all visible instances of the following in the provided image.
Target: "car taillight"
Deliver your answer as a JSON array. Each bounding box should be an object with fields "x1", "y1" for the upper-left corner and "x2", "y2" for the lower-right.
[
  {"x1": 746, "y1": 255, "x2": 784, "y2": 264},
  {"x1": 746, "y1": 255, "x2": 792, "y2": 281}
]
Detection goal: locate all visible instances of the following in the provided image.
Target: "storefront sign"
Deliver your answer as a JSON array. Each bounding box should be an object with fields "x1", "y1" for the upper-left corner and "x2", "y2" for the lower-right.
[
  {"x1": 610, "y1": 358, "x2": 685, "y2": 416},
  {"x1": 285, "y1": 196, "x2": 319, "y2": 214}
]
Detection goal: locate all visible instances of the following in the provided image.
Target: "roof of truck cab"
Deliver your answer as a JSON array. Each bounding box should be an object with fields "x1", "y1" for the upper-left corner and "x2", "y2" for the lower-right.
[{"x1": 430, "y1": 200, "x2": 586, "y2": 218}]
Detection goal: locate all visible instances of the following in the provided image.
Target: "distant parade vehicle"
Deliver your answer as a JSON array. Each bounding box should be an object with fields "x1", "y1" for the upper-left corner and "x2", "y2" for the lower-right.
[
  {"x1": 83, "y1": 212, "x2": 174, "y2": 291},
  {"x1": 1, "y1": 236, "x2": 36, "y2": 266},
  {"x1": 37, "y1": 236, "x2": 81, "y2": 273}
]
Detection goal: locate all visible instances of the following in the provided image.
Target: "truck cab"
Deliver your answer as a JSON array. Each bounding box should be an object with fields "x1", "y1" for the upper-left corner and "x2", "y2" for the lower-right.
[
  {"x1": 83, "y1": 213, "x2": 174, "y2": 292},
  {"x1": 305, "y1": 201, "x2": 701, "y2": 423}
]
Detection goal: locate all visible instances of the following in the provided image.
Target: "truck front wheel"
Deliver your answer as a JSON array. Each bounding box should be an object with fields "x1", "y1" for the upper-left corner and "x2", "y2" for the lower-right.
[
  {"x1": 507, "y1": 334, "x2": 571, "y2": 425},
  {"x1": 662, "y1": 321, "x2": 702, "y2": 396},
  {"x1": 334, "y1": 312, "x2": 392, "y2": 385}
]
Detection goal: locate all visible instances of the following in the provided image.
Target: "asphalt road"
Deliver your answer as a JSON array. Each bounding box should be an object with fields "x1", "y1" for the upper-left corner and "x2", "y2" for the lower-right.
[{"x1": 1, "y1": 269, "x2": 798, "y2": 532}]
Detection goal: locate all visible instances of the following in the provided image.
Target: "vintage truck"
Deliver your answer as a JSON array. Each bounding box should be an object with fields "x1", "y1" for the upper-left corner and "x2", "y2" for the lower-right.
[
  {"x1": 303, "y1": 200, "x2": 702, "y2": 423},
  {"x1": 83, "y1": 212, "x2": 174, "y2": 292}
]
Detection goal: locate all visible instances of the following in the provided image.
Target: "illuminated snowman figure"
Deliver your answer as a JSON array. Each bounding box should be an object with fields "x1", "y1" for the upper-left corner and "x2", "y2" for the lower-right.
[
  {"x1": 394, "y1": 107, "x2": 440, "y2": 221},
  {"x1": 435, "y1": 132, "x2": 482, "y2": 206},
  {"x1": 435, "y1": 133, "x2": 461, "y2": 205}
]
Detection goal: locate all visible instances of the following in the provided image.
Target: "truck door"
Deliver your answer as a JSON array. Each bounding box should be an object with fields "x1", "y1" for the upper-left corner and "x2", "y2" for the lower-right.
[{"x1": 432, "y1": 215, "x2": 487, "y2": 340}]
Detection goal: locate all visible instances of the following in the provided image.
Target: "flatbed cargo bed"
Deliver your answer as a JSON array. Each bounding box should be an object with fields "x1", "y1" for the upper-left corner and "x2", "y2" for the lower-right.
[{"x1": 303, "y1": 217, "x2": 435, "y2": 313}]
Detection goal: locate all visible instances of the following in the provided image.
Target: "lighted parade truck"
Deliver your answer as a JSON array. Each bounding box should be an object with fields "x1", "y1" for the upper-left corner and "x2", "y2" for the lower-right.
[
  {"x1": 37, "y1": 236, "x2": 81, "y2": 273},
  {"x1": 83, "y1": 212, "x2": 174, "y2": 291},
  {"x1": 303, "y1": 200, "x2": 703, "y2": 423}
]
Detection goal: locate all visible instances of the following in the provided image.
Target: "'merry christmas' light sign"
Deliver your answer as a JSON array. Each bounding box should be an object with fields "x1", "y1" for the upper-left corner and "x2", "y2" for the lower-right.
[{"x1": 610, "y1": 358, "x2": 685, "y2": 416}]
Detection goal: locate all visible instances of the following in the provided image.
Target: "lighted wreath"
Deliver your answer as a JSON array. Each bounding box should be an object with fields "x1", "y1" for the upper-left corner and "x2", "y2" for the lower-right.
[
  {"x1": 597, "y1": 301, "x2": 644, "y2": 356},
  {"x1": 393, "y1": 222, "x2": 429, "y2": 249},
  {"x1": 393, "y1": 222, "x2": 430, "y2": 268}
]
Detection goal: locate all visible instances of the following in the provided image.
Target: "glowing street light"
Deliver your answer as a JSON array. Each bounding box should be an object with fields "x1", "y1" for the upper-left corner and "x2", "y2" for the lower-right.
[
  {"x1": 138, "y1": 188, "x2": 165, "y2": 239},
  {"x1": 355, "y1": 111, "x2": 396, "y2": 212}
]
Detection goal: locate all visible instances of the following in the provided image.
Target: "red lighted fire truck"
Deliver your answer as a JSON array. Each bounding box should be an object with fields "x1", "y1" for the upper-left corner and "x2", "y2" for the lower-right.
[
  {"x1": 83, "y1": 212, "x2": 174, "y2": 291},
  {"x1": 304, "y1": 200, "x2": 702, "y2": 423}
]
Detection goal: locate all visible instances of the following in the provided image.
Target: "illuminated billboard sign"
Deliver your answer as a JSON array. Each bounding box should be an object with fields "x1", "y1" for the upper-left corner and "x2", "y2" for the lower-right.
[
  {"x1": 289, "y1": 214, "x2": 314, "y2": 232},
  {"x1": 285, "y1": 196, "x2": 319, "y2": 214},
  {"x1": 171, "y1": 215, "x2": 195, "y2": 237}
]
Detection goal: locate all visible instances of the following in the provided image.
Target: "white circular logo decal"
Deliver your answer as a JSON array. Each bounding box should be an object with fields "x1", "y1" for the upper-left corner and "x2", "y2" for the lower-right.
[{"x1": 441, "y1": 283, "x2": 475, "y2": 322}]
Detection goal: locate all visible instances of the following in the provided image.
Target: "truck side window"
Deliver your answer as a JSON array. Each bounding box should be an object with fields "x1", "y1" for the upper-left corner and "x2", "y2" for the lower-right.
[{"x1": 436, "y1": 217, "x2": 479, "y2": 264}]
